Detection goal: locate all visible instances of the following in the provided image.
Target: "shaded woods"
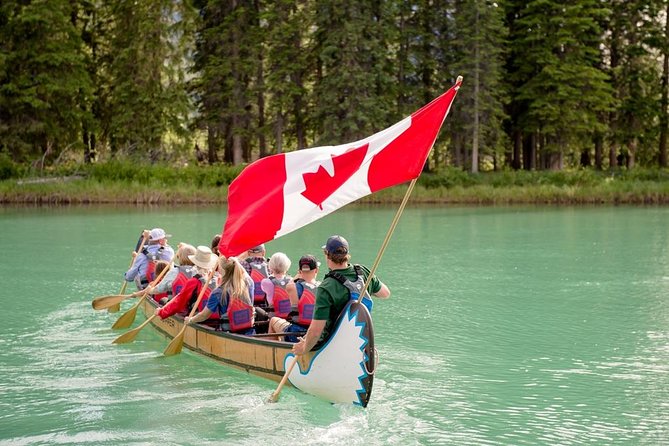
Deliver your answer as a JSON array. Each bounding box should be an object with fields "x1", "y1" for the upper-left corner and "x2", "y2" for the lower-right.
[{"x1": 2, "y1": 0, "x2": 669, "y2": 175}]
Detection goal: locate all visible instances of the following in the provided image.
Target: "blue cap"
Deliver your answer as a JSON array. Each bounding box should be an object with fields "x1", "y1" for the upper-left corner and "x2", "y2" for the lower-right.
[{"x1": 322, "y1": 235, "x2": 349, "y2": 254}]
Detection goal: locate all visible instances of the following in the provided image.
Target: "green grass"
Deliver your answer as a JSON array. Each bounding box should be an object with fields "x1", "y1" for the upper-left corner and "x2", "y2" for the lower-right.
[{"x1": 1, "y1": 161, "x2": 669, "y2": 204}]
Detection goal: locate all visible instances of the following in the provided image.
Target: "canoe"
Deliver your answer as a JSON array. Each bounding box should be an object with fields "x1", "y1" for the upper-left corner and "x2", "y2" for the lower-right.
[{"x1": 138, "y1": 297, "x2": 377, "y2": 406}]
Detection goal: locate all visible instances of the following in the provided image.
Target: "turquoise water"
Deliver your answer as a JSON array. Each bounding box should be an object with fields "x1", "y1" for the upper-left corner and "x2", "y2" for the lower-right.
[{"x1": 0, "y1": 205, "x2": 668, "y2": 445}]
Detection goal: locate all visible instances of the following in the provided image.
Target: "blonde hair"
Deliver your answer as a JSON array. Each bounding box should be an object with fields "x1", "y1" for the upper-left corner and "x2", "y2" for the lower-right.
[
  {"x1": 176, "y1": 243, "x2": 196, "y2": 266},
  {"x1": 219, "y1": 257, "x2": 250, "y2": 304},
  {"x1": 268, "y1": 252, "x2": 291, "y2": 275}
]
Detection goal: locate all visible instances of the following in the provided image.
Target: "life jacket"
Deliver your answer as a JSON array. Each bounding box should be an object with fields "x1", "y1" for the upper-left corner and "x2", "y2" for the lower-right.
[
  {"x1": 270, "y1": 276, "x2": 292, "y2": 319},
  {"x1": 171, "y1": 265, "x2": 196, "y2": 296},
  {"x1": 248, "y1": 260, "x2": 269, "y2": 305},
  {"x1": 295, "y1": 280, "x2": 317, "y2": 326},
  {"x1": 227, "y1": 292, "x2": 254, "y2": 332},
  {"x1": 324, "y1": 264, "x2": 373, "y2": 312},
  {"x1": 140, "y1": 246, "x2": 165, "y2": 286},
  {"x1": 187, "y1": 274, "x2": 217, "y2": 316}
]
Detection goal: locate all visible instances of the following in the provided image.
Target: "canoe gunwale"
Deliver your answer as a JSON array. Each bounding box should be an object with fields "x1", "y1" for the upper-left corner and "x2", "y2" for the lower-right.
[{"x1": 139, "y1": 296, "x2": 311, "y2": 382}]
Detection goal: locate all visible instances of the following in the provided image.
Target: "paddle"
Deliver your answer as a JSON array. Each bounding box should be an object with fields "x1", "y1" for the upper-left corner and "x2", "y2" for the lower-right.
[
  {"x1": 108, "y1": 233, "x2": 149, "y2": 313},
  {"x1": 163, "y1": 268, "x2": 216, "y2": 356},
  {"x1": 92, "y1": 292, "x2": 138, "y2": 311},
  {"x1": 111, "y1": 261, "x2": 173, "y2": 330},
  {"x1": 112, "y1": 314, "x2": 157, "y2": 344},
  {"x1": 268, "y1": 356, "x2": 298, "y2": 403}
]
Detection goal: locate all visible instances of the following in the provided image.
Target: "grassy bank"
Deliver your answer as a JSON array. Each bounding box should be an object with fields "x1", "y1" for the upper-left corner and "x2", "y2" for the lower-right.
[{"x1": 1, "y1": 161, "x2": 669, "y2": 205}]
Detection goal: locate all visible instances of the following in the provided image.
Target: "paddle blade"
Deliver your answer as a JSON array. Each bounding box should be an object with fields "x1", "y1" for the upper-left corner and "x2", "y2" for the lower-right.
[
  {"x1": 112, "y1": 326, "x2": 142, "y2": 344},
  {"x1": 92, "y1": 294, "x2": 131, "y2": 311},
  {"x1": 111, "y1": 304, "x2": 139, "y2": 330},
  {"x1": 163, "y1": 329, "x2": 186, "y2": 356},
  {"x1": 109, "y1": 281, "x2": 130, "y2": 313}
]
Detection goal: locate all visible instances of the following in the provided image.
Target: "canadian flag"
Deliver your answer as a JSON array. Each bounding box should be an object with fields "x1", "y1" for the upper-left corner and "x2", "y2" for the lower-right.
[{"x1": 218, "y1": 78, "x2": 462, "y2": 257}]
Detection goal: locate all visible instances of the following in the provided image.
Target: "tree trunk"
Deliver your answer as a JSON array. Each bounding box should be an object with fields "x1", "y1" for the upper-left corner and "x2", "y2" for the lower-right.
[
  {"x1": 594, "y1": 134, "x2": 603, "y2": 170},
  {"x1": 471, "y1": 3, "x2": 480, "y2": 173},
  {"x1": 660, "y1": 0, "x2": 669, "y2": 167},
  {"x1": 513, "y1": 130, "x2": 522, "y2": 170}
]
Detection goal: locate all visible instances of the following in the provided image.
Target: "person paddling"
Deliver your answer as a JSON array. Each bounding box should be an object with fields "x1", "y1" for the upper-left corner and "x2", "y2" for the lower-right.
[
  {"x1": 154, "y1": 245, "x2": 218, "y2": 320},
  {"x1": 125, "y1": 228, "x2": 175, "y2": 290},
  {"x1": 185, "y1": 256, "x2": 256, "y2": 335},
  {"x1": 292, "y1": 236, "x2": 390, "y2": 356},
  {"x1": 143, "y1": 243, "x2": 196, "y2": 304}
]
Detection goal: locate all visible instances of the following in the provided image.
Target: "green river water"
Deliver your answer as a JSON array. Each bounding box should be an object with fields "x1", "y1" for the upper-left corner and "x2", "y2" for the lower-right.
[{"x1": 0, "y1": 205, "x2": 667, "y2": 445}]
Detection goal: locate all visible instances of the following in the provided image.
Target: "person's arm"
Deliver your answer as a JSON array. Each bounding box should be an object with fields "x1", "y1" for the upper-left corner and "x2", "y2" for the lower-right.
[
  {"x1": 151, "y1": 266, "x2": 178, "y2": 294},
  {"x1": 124, "y1": 254, "x2": 146, "y2": 281},
  {"x1": 292, "y1": 319, "x2": 326, "y2": 355},
  {"x1": 373, "y1": 281, "x2": 390, "y2": 298},
  {"x1": 286, "y1": 281, "x2": 299, "y2": 306},
  {"x1": 186, "y1": 307, "x2": 212, "y2": 325},
  {"x1": 155, "y1": 278, "x2": 199, "y2": 319},
  {"x1": 261, "y1": 278, "x2": 274, "y2": 305}
]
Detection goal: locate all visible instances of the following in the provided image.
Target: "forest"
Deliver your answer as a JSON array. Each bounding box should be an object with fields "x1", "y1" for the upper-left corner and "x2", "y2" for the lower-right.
[{"x1": 1, "y1": 0, "x2": 669, "y2": 176}]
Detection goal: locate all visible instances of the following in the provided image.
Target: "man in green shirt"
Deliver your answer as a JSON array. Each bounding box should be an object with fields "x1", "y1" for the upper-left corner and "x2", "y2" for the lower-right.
[{"x1": 293, "y1": 235, "x2": 390, "y2": 355}]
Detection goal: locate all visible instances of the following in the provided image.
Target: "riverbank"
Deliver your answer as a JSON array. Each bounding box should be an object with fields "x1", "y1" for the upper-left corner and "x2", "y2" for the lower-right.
[{"x1": 2, "y1": 163, "x2": 669, "y2": 205}]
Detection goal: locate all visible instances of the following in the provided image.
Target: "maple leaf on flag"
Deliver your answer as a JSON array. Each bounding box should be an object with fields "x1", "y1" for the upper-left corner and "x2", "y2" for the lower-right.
[
  {"x1": 218, "y1": 78, "x2": 462, "y2": 257},
  {"x1": 301, "y1": 144, "x2": 368, "y2": 209}
]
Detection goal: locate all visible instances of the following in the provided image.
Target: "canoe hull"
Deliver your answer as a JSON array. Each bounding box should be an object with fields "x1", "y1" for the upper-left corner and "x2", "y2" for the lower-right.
[
  {"x1": 138, "y1": 298, "x2": 375, "y2": 405},
  {"x1": 140, "y1": 298, "x2": 314, "y2": 382}
]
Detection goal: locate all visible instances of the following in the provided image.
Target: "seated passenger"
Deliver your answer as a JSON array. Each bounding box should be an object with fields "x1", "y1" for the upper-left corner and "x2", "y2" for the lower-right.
[
  {"x1": 185, "y1": 257, "x2": 256, "y2": 335},
  {"x1": 154, "y1": 246, "x2": 218, "y2": 319},
  {"x1": 124, "y1": 228, "x2": 175, "y2": 290},
  {"x1": 242, "y1": 244, "x2": 270, "y2": 306},
  {"x1": 269, "y1": 254, "x2": 320, "y2": 342},
  {"x1": 144, "y1": 243, "x2": 196, "y2": 304},
  {"x1": 261, "y1": 253, "x2": 298, "y2": 319}
]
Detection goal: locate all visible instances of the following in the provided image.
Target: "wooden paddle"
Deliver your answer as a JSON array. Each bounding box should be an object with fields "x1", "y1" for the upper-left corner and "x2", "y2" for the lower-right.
[
  {"x1": 92, "y1": 292, "x2": 138, "y2": 311},
  {"x1": 111, "y1": 261, "x2": 173, "y2": 330},
  {"x1": 108, "y1": 233, "x2": 149, "y2": 313},
  {"x1": 112, "y1": 314, "x2": 157, "y2": 344},
  {"x1": 268, "y1": 356, "x2": 298, "y2": 403},
  {"x1": 163, "y1": 268, "x2": 216, "y2": 356}
]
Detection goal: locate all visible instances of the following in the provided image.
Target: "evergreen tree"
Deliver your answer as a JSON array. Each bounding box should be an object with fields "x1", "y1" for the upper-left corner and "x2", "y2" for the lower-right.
[
  {"x1": 605, "y1": 0, "x2": 663, "y2": 169},
  {"x1": 106, "y1": 0, "x2": 195, "y2": 160},
  {"x1": 451, "y1": 0, "x2": 508, "y2": 172},
  {"x1": 311, "y1": 0, "x2": 395, "y2": 145},
  {"x1": 512, "y1": 0, "x2": 613, "y2": 170},
  {"x1": 0, "y1": 0, "x2": 92, "y2": 163},
  {"x1": 263, "y1": 0, "x2": 313, "y2": 153}
]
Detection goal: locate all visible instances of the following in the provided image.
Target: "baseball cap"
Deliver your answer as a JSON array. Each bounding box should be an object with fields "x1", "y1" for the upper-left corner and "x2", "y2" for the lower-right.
[
  {"x1": 149, "y1": 228, "x2": 171, "y2": 241},
  {"x1": 299, "y1": 255, "x2": 321, "y2": 271},
  {"x1": 322, "y1": 235, "x2": 349, "y2": 254},
  {"x1": 248, "y1": 244, "x2": 265, "y2": 253}
]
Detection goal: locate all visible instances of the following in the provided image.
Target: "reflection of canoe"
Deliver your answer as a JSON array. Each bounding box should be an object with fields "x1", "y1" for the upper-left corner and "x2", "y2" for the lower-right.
[{"x1": 139, "y1": 298, "x2": 376, "y2": 406}]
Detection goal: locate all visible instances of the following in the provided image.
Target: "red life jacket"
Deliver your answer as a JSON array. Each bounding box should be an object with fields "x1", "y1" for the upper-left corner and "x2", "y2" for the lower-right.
[
  {"x1": 171, "y1": 265, "x2": 196, "y2": 296},
  {"x1": 296, "y1": 280, "x2": 317, "y2": 326},
  {"x1": 270, "y1": 276, "x2": 292, "y2": 318},
  {"x1": 248, "y1": 260, "x2": 269, "y2": 304},
  {"x1": 227, "y1": 294, "x2": 254, "y2": 332},
  {"x1": 187, "y1": 274, "x2": 217, "y2": 315}
]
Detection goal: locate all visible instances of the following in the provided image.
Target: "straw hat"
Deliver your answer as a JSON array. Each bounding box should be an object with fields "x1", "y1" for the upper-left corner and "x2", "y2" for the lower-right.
[{"x1": 188, "y1": 245, "x2": 218, "y2": 269}]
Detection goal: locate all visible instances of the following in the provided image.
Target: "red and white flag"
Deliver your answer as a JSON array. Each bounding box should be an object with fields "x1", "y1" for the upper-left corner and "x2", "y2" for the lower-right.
[{"x1": 218, "y1": 78, "x2": 462, "y2": 257}]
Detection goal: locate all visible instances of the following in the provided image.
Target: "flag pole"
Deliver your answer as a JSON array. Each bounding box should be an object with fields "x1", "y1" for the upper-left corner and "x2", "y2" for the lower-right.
[
  {"x1": 358, "y1": 74, "x2": 462, "y2": 301},
  {"x1": 357, "y1": 177, "x2": 417, "y2": 302}
]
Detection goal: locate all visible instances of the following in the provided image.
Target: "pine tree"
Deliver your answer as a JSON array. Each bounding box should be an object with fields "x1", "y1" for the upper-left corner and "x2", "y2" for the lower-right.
[
  {"x1": 311, "y1": 0, "x2": 395, "y2": 145},
  {"x1": 509, "y1": 0, "x2": 614, "y2": 170},
  {"x1": 451, "y1": 0, "x2": 508, "y2": 172},
  {"x1": 0, "y1": 0, "x2": 92, "y2": 163}
]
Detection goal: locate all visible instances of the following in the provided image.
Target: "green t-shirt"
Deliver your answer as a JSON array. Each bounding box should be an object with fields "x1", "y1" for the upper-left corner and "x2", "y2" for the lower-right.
[{"x1": 313, "y1": 264, "x2": 381, "y2": 343}]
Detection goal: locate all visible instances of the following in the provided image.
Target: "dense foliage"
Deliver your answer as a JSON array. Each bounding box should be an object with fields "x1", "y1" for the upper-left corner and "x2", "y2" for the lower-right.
[{"x1": 1, "y1": 0, "x2": 669, "y2": 172}]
